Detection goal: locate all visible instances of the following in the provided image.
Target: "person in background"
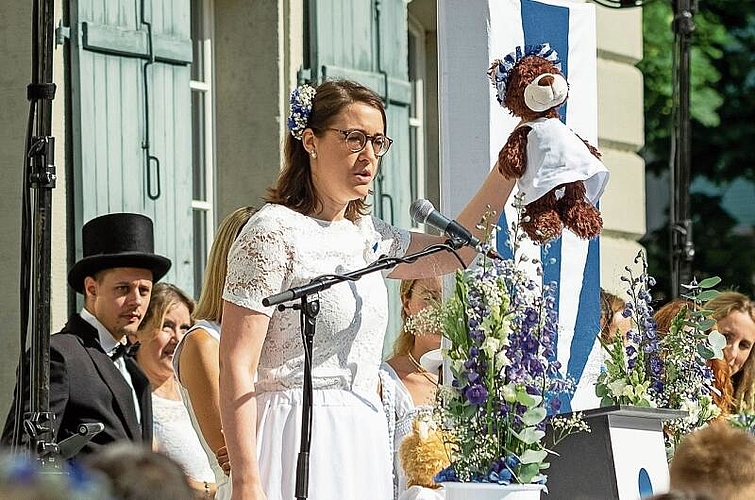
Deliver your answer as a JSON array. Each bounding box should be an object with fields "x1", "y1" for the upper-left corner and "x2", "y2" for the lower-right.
[
  {"x1": 219, "y1": 79, "x2": 514, "y2": 500},
  {"x1": 381, "y1": 276, "x2": 444, "y2": 498},
  {"x1": 571, "y1": 288, "x2": 634, "y2": 411},
  {"x1": 646, "y1": 492, "x2": 714, "y2": 500},
  {"x1": 600, "y1": 289, "x2": 632, "y2": 344},
  {"x1": 654, "y1": 299, "x2": 734, "y2": 414},
  {"x1": 173, "y1": 206, "x2": 256, "y2": 500},
  {"x1": 706, "y1": 291, "x2": 755, "y2": 412},
  {"x1": 130, "y1": 283, "x2": 216, "y2": 498},
  {"x1": 83, "y1": 442, "x2": 196, "y2": 500},
  {"x1": 668, "y1": 422, "x2": 755, "y2": 500},
  {"x1": 0, "y1": 450, "x2": 113, "y2": 499},
  {"x1": 2, "y1": 213, "x2": 169, "y2": 458}
]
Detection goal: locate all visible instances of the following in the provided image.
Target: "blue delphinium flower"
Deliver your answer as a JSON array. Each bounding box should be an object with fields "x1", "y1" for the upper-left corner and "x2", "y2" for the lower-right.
[
  {"x1": 465, "y1": 383, "x2": 489, "y2": 405},
  {"x1": 432, "y1": 213, "x2": 587, "y2": 487}
]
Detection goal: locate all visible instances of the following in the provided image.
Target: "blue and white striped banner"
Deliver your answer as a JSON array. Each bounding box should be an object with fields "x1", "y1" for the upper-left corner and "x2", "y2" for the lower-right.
[{"x1": 438, "y1": 0, "x2": 602, "y2": 411}]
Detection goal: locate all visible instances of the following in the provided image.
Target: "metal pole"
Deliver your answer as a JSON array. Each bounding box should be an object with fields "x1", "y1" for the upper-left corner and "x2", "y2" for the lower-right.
[
  {"x1": 669, "y1": 0, "x2": 696, "y2": 298},
  {"x1": 26, "y1": 0, "x2": 58, "y2": 463}
]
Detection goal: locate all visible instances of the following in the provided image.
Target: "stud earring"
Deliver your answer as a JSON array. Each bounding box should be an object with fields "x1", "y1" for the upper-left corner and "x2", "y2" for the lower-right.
[{"x1": 310, "y1": 151, "x2": 317, "y2": 159}]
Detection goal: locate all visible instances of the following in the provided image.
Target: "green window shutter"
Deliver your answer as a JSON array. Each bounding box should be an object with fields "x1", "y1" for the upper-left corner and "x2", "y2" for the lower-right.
[
  {"x1": 68, "y1": 0, "x2": 193, "y2": 294},
  {"x1": 304, "y1": 0, "x2": 411, "y2": 353},
  {"x1": 306, "y1": 0, "x2": 412, "y2": 228}
]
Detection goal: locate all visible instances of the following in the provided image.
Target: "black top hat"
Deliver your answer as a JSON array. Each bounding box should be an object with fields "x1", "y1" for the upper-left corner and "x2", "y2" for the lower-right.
[{"x1": 67, "y1": 213, "x2": 172, "y2": 294}]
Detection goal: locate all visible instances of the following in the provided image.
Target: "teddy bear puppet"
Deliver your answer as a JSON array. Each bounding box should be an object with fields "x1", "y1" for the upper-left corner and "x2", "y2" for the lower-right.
[
  {"x1": 397, "y1": 418, "x2": 451, "y2": 500},
  {"x1": 488, "y1": 44, "x2": 609, "y2": 244}
]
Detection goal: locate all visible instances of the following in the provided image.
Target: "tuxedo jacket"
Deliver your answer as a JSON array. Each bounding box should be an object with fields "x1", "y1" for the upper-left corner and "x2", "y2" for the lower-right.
[{"x1": 1, "y1": 314, "x2": 152, "y2": 458}]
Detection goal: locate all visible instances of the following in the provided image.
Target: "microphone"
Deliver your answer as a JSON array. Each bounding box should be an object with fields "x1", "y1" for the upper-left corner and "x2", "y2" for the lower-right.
[{"x1": 409, "y1": 199, "x2": 482, "y2": 249}]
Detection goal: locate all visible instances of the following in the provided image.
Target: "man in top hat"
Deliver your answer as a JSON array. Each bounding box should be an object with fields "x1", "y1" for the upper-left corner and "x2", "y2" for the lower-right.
[{"x1": 2, "y1": 213, "x2": 171, "y2": 459}]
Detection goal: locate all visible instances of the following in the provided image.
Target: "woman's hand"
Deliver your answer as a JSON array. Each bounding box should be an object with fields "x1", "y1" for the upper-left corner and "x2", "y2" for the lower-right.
[
  {"x1": 216, "y1": 445, "x2": 231, "y2": 476},
  {"x1": 187, "y1": 478, "x2": 217, "y2": 499}
]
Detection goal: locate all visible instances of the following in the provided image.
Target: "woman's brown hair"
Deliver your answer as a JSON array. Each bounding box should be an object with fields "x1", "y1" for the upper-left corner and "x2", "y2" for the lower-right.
[{"x1": 266, "y1": 80, "x2": 387, "y2": 222}]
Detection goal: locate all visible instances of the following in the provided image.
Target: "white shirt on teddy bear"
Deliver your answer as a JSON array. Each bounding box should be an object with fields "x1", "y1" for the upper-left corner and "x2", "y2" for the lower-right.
[{"x1": 516, "y1": 117, "x2": 609, "y2": 205}]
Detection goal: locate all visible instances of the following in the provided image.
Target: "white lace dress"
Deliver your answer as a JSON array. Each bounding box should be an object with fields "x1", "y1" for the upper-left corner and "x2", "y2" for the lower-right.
[
  {"x1": 223, "y1": 203, "x2": 410, "y2": 500},
  {"x1": 152, "y1": 393, "x2": 215, "y2": 484},
  {"x1": 517, "y1": 117, "x2": 609, "y2": 205}
]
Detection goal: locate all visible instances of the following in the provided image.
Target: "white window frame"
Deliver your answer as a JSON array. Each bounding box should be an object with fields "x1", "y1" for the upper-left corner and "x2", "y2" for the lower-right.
[
  {"x1": 408, "y1": 14, "x2": 427, "y2": 228},
  {"x1": 190, "y1": 0, "x2": 216, "y2": 296}
]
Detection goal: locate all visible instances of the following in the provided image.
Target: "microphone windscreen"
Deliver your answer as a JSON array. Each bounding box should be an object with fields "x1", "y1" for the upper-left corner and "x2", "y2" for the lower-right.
[{"x1": 409, "y1": 199, "x2": 435, "y2": 225}]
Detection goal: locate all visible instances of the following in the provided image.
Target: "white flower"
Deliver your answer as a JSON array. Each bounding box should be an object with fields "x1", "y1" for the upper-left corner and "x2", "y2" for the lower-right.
[{"x1": 482, "y1": 336, "x2": 501, "y2": 359}]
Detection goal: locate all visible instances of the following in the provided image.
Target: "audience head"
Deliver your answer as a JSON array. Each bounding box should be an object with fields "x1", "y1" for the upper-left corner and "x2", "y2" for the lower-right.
[
  {"x1": 269, "y1": 79, "x2": 389, "y2": 222},
  {"x1": 71, "y1": 214, "x2": 171, "y2": 340},
  {"x1": 83, "y1": 442, "x2": 195, "y2": 500},
  {"x1": 706, "y1": 292, "x2": 755, "y2": 411},
  {"x1": 132, "y1": 283, "x2": 194, "y2": 380},
  {"x1": 193, "y1": 206, "x2": 255, "y2": 323},
  {"x1": 654, "y1": 299, "x2": 690, "y2": 336},
  {"x1": 599, "y1": 289, "x2": 632, "y2": 343},
  {"x1": 0, "y1": 451, "x2": 111, "y2": 499},
  {"x1": 669, "y1": 422, "x2": 755, "y2": 500},
  {"x1": 647, "y1": 492, "x2": 714, "y2": 500},
  {"x1": 392, "y1": 277, "x2": 443, "y2": 357},
  {"x1": 706, "y1": 292, "x2": 755, "y2": 377}
]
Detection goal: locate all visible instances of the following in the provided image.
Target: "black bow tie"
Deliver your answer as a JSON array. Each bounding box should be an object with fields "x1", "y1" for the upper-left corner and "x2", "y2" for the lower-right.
[{"x1": 109, "y1": 341, "x2": 141, "y2": 361}]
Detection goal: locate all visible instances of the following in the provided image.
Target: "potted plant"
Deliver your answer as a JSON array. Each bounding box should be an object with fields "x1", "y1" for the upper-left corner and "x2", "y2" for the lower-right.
[
  {"x1": 595, "y1": 251, "x2": 725, "y2": 456},
  {"x1": 432, "y1": 213, "x2": 588, "y2": 499}
]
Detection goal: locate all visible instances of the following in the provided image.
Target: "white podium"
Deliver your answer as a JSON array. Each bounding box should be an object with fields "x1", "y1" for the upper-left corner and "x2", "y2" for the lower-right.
[{"x1": 544, "y1": 406, "x2": 685, "y2": 499}]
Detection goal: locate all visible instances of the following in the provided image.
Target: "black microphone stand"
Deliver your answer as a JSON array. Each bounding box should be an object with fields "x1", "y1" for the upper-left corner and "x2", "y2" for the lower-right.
[
  {"x1": 13, "y1": 0, "x2": 103, "y2": 467},
  {"x1": 21, "y1": 0, "x2": 59, "y2": 466},
  {"x1": 262, "y1": 241, "x2": 465, "y2": 500},
  {"x1": 669, "y1": 0, "x2": 696, "y2": 297}
]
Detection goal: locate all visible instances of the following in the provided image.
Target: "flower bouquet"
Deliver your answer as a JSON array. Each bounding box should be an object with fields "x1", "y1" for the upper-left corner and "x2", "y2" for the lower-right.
[
  {"x1": 595, "y1": 251, "x2": 725, "y2": 454},
  {"x1": 432, "y1": 217, "x2": 588, "y2": 489}
]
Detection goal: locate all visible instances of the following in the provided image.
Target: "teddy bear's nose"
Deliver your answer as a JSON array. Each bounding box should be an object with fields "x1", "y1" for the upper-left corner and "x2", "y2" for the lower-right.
[{"x1": 538, "y1": 75, "x2": 555, "y2": 87}]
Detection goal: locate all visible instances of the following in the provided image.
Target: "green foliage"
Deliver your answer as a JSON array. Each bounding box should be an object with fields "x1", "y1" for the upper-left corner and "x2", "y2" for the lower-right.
[
  {"x1": 639, "y1": 1, "x2": 729, "y2": 172},
  {"x1": 641, "y1": 2, "x2": 755, "y2": 301},
  {"x1": 596, "y1": 253, "x2": 723, "y2": 456}
]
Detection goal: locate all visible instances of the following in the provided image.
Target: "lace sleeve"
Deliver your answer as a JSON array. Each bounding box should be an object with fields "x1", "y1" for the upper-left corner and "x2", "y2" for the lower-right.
[{"x1": 222, "y1": 214, "x2": 293, "y2": 317}]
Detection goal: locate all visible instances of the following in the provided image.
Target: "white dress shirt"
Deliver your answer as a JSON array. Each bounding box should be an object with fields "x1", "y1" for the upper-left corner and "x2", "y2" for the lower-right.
[{"x1": 80, "y1": 308, "x2": 141, "y2": 425}]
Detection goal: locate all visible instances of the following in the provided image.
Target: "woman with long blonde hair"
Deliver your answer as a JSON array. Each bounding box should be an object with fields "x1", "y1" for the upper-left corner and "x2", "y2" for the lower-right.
[
  {"x1": 172, "y1": 206, "x2": 255, "y2": 500},
  {"x1": 381, "y1": 276, "x2": 444, "y2": 498},
  {"x1": 130, "y1": 283, "x2": 216, "y2": 498},
  {"x1": 706, "y1": 291, "x2": 755, "y2": 412}
]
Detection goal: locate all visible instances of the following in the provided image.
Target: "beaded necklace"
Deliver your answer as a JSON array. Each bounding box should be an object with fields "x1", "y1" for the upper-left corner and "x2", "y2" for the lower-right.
[{"x1": 407, "y1": 351, "x2": 439, "y2": 387}]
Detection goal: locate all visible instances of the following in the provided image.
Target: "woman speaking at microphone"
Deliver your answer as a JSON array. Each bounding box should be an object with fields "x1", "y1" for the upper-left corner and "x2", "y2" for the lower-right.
[{"x1": 219, "y1": 79, "x2": 514, "y2": 500}]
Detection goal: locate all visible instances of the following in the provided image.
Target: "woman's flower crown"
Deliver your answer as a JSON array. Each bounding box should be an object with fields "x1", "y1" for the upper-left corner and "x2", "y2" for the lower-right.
[
  {"x1": 488, "y1": 43, "x2": 561, "y2": 106},
  {"x1": 287, "y1": 83, "x2": 317, "y2": 140}
]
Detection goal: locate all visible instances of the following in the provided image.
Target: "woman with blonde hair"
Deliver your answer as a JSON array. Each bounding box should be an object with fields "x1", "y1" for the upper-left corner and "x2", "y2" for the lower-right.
[
  {"x1": 381, "y1": 276, "x2": 444, "y2": 498},
  {"x1": 599, "y1": 289, "x2": 632, "y2": 343},
  {"x1": 130, "y1": 282, "x2": 216, "y2": 498},
  {"x1": 706, "y1": 291, "x2": 755, "y2": 412},
  {"x1": 173, "y1": 206, "x2": 255, "y2": 500}
]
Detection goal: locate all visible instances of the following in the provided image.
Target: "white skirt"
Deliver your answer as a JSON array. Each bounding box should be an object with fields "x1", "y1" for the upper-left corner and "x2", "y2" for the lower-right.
[{"x1": 251, "y1": 388, "x2": 393, "y2": 500}]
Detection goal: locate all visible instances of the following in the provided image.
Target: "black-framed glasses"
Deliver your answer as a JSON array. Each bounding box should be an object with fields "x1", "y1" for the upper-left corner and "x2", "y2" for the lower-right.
[{"x1": 327, "y1": 128, "x2": 393, "y2": 157}]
